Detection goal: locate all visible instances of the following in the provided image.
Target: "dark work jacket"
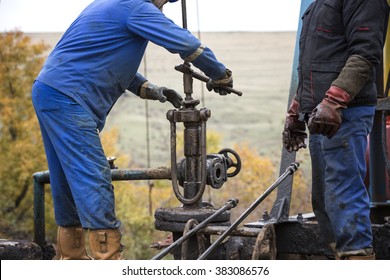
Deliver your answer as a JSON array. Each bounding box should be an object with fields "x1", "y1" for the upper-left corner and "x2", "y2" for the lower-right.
[{"x1": 297, "y1": 0, "x2": 389, "y2": 113}]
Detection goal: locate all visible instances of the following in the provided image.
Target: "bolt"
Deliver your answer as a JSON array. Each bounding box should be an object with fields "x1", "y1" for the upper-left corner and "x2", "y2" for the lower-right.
[
  {"x1": 262, "y1": 210, "x2": 270, "y2": 221},
  {"x1": 107, "y1": 156, "x2": 118, "y2": 169},
  {"x1": 166, "y1": 109, "x2": 176, "y2": 121},
  {"x1": 200, "y1": 108, "x2": 211, "y2": 121}
]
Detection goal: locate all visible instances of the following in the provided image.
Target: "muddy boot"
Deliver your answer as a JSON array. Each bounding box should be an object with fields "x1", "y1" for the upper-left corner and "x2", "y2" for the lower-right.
[
  {"x1": 344, "y1": 254, "x2": 376, "y2": 260},
  {"x1": 336, "y1": 248, "x2": 375, "y2": 260},
  {"x1": 88, "y1": 229, "x2": 123, "y2": 260},
  {"x1": 57, "y1": 226, "x2": 91, "y2": 260}
]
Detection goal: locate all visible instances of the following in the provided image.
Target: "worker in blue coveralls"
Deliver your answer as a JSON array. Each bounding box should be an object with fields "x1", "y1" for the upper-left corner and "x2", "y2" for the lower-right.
[
  {"x1": 32, "y1": 0, "x2": 233, "y2": 260},
  {"x1": 283, "y1": 0, "x2": 389, "y2": 260}
]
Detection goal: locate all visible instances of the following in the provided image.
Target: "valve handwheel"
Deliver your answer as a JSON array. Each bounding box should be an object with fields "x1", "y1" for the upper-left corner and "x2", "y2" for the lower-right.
[{"x1": 219, "y1": 148, "x2": 241, "y2": 177}]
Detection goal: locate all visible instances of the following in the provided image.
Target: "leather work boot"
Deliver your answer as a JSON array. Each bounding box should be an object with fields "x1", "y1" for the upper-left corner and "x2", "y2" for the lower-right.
[
  {"x1": 336, "y1": 250, "x2": 375, "y2": 260},
  {"x1": 88, "y1": 228, "x2": 123, "y2": 260},
  {"x1": 57, "y1": 226, "x2": 91, "y2": 260},
  {"x1": 344, "y1": 254, "x2": 376, "y2": 260}
]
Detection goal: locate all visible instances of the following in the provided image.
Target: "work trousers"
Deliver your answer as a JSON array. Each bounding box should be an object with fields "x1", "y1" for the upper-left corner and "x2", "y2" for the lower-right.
[
  {"x1": 32, "y1": 81, "x2": 121, "y2": 229},
  {"x1": 309, "y1": 106, "x2": 375, "y2": 254}
]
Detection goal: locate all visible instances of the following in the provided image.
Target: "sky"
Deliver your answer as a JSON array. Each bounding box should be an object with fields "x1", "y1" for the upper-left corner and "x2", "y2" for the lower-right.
[{"x1": 0, "y1": 0, "x2": 302, "y2": 33}]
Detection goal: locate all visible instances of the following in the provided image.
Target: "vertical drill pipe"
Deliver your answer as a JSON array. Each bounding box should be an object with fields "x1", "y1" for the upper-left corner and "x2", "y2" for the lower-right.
[
  {"x1": 197, "y1": 162, "x2": 300, "y2": 260},
  {"x1": 151, "y1": 198, "x2": 239, "y2": 260},
  {"x1": 386, "y1": 0, "x2": 390, "y2": 97},
  {"x1": 182, "y1": 119, "x2": 207, "y2": 206},
  {"x1": 169, "y1": 114, "x2": 206, "y2": 205},
  {"x1": 183, "y1": 122, "x2": 202, "y2": 204},
  {"x1": 270, "y1": 0, "x2": 314, "y2": 221},
  {"x1": 369, "y1": 15, "x2": 390, "y2": 208},
  {"x1": 370, "y1": 111, "x2": 388, "y2": 204}
]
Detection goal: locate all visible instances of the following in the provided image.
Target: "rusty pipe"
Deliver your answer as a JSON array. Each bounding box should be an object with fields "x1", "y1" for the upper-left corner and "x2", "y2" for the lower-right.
[{"x1": 33, "y1": 167, "x2": 172, "y2": 185}]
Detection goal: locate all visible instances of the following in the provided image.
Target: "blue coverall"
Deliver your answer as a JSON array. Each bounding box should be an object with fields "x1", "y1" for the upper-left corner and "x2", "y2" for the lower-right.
[{"x1": 32, "y1": 0, "x2": 228, "y2": 229}]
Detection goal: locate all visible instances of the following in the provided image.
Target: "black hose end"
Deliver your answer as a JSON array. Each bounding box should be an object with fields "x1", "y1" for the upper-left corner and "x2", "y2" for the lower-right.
[
  {"x1": 287, "y1": 162, "x2": 300, "y2": 174},
  {"x1": 227, "y1": 198, "x2": 239, "y2": 208}
]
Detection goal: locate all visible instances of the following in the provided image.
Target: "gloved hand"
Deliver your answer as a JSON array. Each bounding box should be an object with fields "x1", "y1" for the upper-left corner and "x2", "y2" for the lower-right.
[
  {"x1": 308, "y1": 85, "x2": 351, "y2": 139},
  {"x1": 139, "y1": 81, "x2": 183, "y2": 108},
  {"x1": 282, "y1": 98, "x2": 307, "y2": 152},
  {"x1": 206, "y1": 69, "x2": 233, "y2": 95}
]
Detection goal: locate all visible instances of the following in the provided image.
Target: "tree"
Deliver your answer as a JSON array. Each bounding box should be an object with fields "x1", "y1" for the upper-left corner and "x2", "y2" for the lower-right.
[{"x1": 0, "y1": 31, "x2": 49, "y2": 238}]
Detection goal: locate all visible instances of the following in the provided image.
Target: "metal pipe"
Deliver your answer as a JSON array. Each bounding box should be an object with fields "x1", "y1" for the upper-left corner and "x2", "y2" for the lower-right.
[
  {"x1": 32, "y1": 167, "x2": 172, "y2": 245},
  {"x1": 169, "y1": 116, "x2": 189, "y2": 204},
  {"x1": 183, "y1": 122, "x2": 202, "y2": 205},
  {"x1": 151, "y1": 198, "x2": 239, "y2": 260},
  {"x1": 197, "y1": 162, "x2": 300, "y2": 260},
  {"x1": 33, "y1": 170, "x2": 50, "y2": 184},
  {"x1": 270, "y1": 0, "x2": 314, "y2": 222},
  {"x1": 370, "y1": 113, "x2": 388, "y2": 204},
  {"x1": 385, "y1": 0, "x2": 390, "y2": 97},
  {"x1": 33, "y1": 174, "x2": 46, "y2": 247},
  {"x1": 369, "y1": 14, "x2": 390, "y2": 209},
  {"x1": 202, "y1": 225, "x2": 261, "y2": 238},
  {"x1": 33, "y1": 167, "x2": 172, "y2": 185},
  {"x1": 110, "y1": 167, "x2": 171, "y2": 181},
  {"x1": 181, "y1": 0, "x2": 187, "y2": 29}
]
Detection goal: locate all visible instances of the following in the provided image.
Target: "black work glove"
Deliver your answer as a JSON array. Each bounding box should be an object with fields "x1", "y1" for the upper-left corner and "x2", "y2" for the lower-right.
[
  {"x1": 206, "y1": 69, "x2": 233, "y2": 95},
  {"x1": 139, "y1": 81, "x2": 183, "y2": 108},
  {"x1": 282, "y1": 98, "x2": 307, "y2": 152},
  {"x1": 308, "y1": 85, "x2": 351, "y2": 139}
]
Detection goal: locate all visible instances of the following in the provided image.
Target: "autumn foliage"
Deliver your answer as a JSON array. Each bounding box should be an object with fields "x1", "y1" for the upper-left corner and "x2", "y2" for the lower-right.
[{"x1": 0, "y1": 31, "x2": 49, "y2": 238}]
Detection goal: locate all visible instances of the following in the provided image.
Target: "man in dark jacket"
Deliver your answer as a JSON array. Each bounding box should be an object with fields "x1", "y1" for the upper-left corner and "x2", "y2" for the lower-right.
[
  {"x1": 283, "y1": 0, "x2": 389, "y2": 259},
  {"x1": 32, "y1": 0, "x2": 233, "y2": 259}
]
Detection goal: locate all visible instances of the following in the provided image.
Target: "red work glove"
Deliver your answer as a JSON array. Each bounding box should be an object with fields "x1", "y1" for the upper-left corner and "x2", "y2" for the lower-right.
[
  {"x1": 308, "y1": 85, "x2": 351, "y2": 139},
  {"x1": 282, "y1": 98, "x2": 307, "y2": 152}
]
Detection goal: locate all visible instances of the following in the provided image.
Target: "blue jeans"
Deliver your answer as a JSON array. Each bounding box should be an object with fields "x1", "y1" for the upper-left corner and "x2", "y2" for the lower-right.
[
  {"x1": 309, "y1": 106, "x2": 375, "y2": 254},
  {"x1": 32, "y1": 81, "x2": 121, "y2": 229}
]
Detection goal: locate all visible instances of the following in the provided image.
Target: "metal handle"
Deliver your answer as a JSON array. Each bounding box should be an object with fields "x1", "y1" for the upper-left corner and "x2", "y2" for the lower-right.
[{"x1": 175, "y1": 64, "x2": 243, "y2": 96}]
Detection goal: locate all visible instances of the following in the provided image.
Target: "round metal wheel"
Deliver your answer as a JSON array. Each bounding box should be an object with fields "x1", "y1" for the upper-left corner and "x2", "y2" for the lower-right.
[{"x1": 219, "y1": 148, "x2": 241, "y2": 177}]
